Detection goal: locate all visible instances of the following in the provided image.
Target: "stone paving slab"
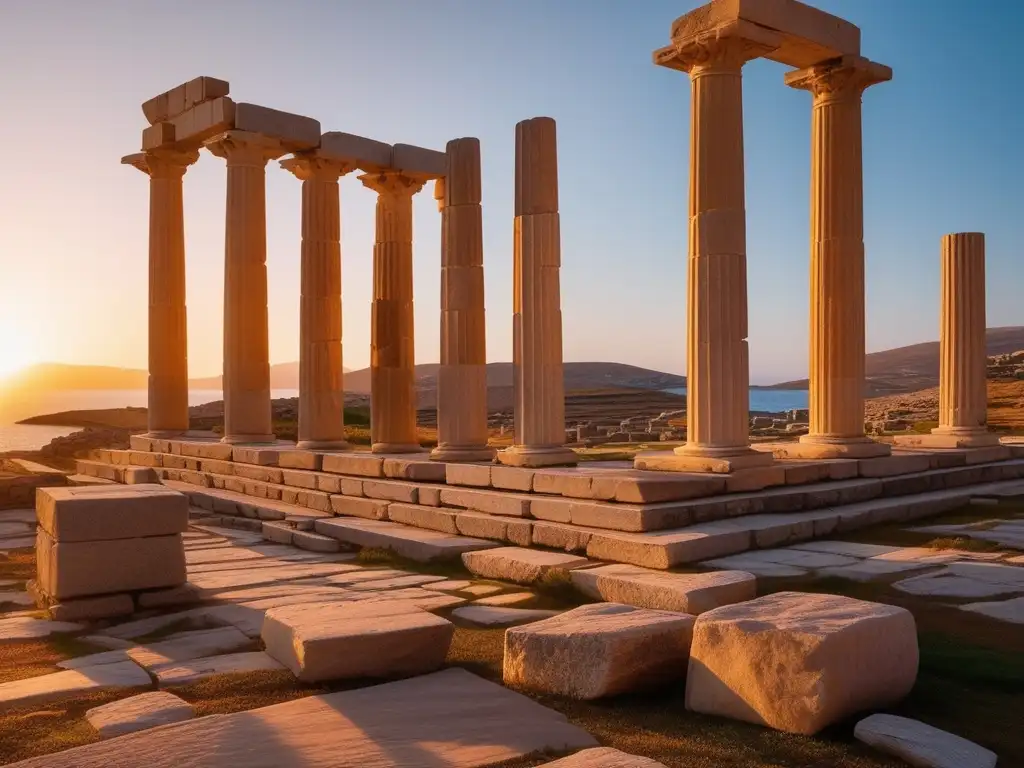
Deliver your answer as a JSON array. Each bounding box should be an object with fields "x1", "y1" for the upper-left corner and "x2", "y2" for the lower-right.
[
  {"x1": 854, "y1": 713, "x2": 997, "y2": 768},
  {"x1": 893, "y1": 573, "x2": 1020, "y2": 598},
  {"x1": 960, "y1": 596, "x2": 1024, "y2": 624},
  {"x1": 187, "y1": 562, "x2": 361, "y2": 593},
  {"x1": 0, "y1": 617, "x2": 82, "y2": 641},
  {"x1": 475, "y1": 592, "x2": 536, "y2": 607},
  {"x1": 540, "y1": 747, "x2": 668, "y2": 767},
  {"x1": 314, "y1": 517, "x2": 498, "y2": 562},
  {"x1": 127, "y1": 626, "x2": 253, "y2": 669},
  {"x1": 152, "y1": 651, "x2": 284, "y2": 686},
  {"x1": 452, "y1": 606, "x2": 560, "y2": 627},
  {"x1": 58, "y1": 649, "x2": 133, "y2": 670},
  {"x1": 0, "y1": 660, "x2": 151, "y2": 712},
  {"x1": 462, "y1": 547, "x2": 591, "y2": 584},
  {"x1": 6, "y1": 668, "x2": 597, "y2": 768},
  {"x1": 571, "y1": 564, "x2": 755, "y2": 614},
  {"x1": 787, "y1": 541, "x2": 903, "y2": 558},
  {"x1": 86, "y1": 691, "x2": 194, "y2": 738},
  {"x1": 0, "y1": 591, "x2": 34, "y2": 607}
]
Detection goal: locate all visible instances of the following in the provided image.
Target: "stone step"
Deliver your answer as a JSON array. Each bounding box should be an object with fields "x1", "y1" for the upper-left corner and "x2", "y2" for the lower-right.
[
  {"x1": 66, "y1": 474, "x2": 117, "y2": 487},
  {"x1": 313, "y1": 517, "x2": 498, "y2": 562},
  {"x1": 75, "y1": 459, "x2": 157, "y2": 485}
]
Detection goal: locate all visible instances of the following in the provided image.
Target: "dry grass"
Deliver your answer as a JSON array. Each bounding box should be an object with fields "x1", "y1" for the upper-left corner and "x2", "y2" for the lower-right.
[{"x1": 0, "y1": 551, "x2": 36, "y2": 585}]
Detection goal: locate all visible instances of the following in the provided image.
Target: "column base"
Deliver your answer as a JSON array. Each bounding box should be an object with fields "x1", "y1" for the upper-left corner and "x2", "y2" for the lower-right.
[
  {"x1": 634, "y1": 445, "x2": 773, "y2": 474},
  {"x1": 371, "y1": 442, "x2": 426, "y2": 455},
  {"x1": 497, "y1": 445, "x2": 578, "y2": 468},
  {"x1": 145, "y1": 429, "x2": 188, "y2": 439},
  {"x1": 295, "y1": 440, "x2": 350, "y2": 451},
  {"x1": 430, "y1": 445, "x2": 496, "y2": 463},
  {"x1": 774, "y1": 435, "x2": 892, "y2": 459},
  {"x1": 894, "y1": 429, "x2": 1000, "y2": 449},
  {"x1": 220, "y1": 433, "x2": 277, "y2": 445}
]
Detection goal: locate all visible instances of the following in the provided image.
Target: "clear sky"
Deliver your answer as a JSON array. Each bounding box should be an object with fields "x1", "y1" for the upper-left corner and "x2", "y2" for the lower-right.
[{"x1": 0, "y1": 0, "x2": 1020, "y2": 384}]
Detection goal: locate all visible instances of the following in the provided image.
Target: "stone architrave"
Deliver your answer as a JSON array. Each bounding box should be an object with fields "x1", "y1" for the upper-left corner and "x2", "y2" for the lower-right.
[
  {"x1": 431, "y1": 138, "x2": 494, "y2": 463},
  {"x1": 897, "y1": 233, "x2": 998, "y2": 450},
  {"x1": 497, "y1": 117, "x2": 577, "y2": 468},
  {"x1": 645, "y1": 27, "x2": 778, "y2": 473},
  {"x1": 205, "y1": 131, "x2": 286, "y2": 445},
  {"x1": 785, "y1": 55, "x2": 892, "y2": 459},
  {"x1": 359, "y1": 171, "x2": 428, "y2": 454},
  {"x1": 281, "y1": 153, "x2": 355, "y2": 450},
  {"x1": 122, "y1": 149, "x2": 200, "y2": 437}
]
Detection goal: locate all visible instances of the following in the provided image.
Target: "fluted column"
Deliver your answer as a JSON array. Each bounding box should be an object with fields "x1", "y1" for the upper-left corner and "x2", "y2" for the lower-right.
[
  {"x1": 123, "y1": 149, "x2": 199, "y2": 437},
  {"x1": 281, "y1": 154, "x2": 353, "y2": 450},
  {"x1": 431, "y1": 138, "x2": 494, "y2": 463},
  {"x1": 786, "y1": 55, "x2": 892, "y2": 459},
  {"x1": 360, "y1": 171, "x2": 426, "y2": 454},
  {"x1": 205, "y1": 131, "x2": 285, "y2": 444},
  {"x1": 932, "y1": 233, "x2": 996, "y2": 444},
  {"x1": 649, "y1": 36, "x2": 773, "y2": 472},
  {"x1": 498, "y1": 117, "x2": 576, "y2": 468}
]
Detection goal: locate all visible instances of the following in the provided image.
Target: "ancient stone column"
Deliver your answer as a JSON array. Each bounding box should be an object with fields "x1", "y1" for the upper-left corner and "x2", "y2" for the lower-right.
[
  {"x1": 359, "y1": 171, "x2": 426, "y2": 454},
  {"x1": 786, "y1": 56, "x2": 892, "y2": 459},
  {"x1": 652, "y1": 37, "x2": 773, "y2": 472},
  {"x1": 497, "y1": 117, "x2": 577, "y2": 468},
  {"x1": 930, "y1": 233, "x2": 997, "y2": 445},
  {"x1": 123, "y1": 149, "x2": 200, "y2": 437},
  {"x1": 205, "y1": 131, "x2": 286, "y2": 444},
  {"x1": 281, "y1": 154, "x2": 353, "y2": 450},
  {"x1": 431, "y1": 138, "x2": 494, "y2": 463}
]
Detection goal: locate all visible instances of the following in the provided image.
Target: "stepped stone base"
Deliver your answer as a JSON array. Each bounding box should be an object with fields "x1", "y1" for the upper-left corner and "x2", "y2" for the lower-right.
[
  {"x1": 778, "y1": 437, "x2": 892, "y2": 460},
  {"x1": 635, "y1": 448, "x2": 774, "y2": 474},
  {"x1": 894, "y1": 433, "x2": 1005, "y2": 451}
]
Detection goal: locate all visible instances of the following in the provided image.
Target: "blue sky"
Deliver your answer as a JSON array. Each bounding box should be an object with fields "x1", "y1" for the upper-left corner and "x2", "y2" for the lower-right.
[{"x1": 0, "y1": 0, "x2": 1020, "y2": 383}]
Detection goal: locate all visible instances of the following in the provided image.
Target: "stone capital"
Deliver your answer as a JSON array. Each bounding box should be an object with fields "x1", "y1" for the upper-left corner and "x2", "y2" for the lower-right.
[
  {"x1": 655, "y1": 20, "x2": 780, "y2": 75},
  {"x1": 121, "y1": 149, "x2": 200, "y2": 179},
  {"x1": 359, "y1": 170, "x2": 427, "y2": 199},
  {"x1": 280, "y1": 152, "x2": 356, "y2": 182},
  {"x1": 785, "y1": 55, "x2": 892, "y2": 103},
  {"x1": 204, "y1": 130, "x2": 286, "y2": 168}
]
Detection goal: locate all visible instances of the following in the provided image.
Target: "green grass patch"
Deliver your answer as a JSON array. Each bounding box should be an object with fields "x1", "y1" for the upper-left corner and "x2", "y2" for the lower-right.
[{"x1": 923, "y1": 536, "x2": 1001, "y2": 552}]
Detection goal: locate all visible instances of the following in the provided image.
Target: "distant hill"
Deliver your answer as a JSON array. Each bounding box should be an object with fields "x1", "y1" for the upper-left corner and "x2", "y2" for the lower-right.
[{"x1": 764, "y1": 326, "x2": 1024, "y2": 396}]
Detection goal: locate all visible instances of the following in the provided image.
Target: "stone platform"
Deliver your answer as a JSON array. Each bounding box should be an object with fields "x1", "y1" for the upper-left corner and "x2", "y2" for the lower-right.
[{"x1": 72, "y1": 434, "x2": 1024, "y2": 570}]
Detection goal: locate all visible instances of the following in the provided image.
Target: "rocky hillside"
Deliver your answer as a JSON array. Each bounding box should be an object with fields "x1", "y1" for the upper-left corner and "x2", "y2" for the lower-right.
[{"x1": 767, "y1": 326, "x2": 1024, "y2": 395}]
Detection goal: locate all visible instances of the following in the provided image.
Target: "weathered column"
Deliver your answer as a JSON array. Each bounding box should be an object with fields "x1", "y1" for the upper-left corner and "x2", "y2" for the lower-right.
[
  {"x1": 205, "y1": 131, "x2": 285, "y2": 444},
  {"x1": 281, "y1": 154, "x2": 353, "y2": 450},
  {"x1": 786, "y1": 55, "x2": 892, "y2": 459},
  {"x1": 498, "y1": 118, "x2": 576, "y2": 468},
  {"x1": 359, "y1": 171, "x2": 426, "y2": 453},
  {"x1": 645, "y1": 35, "x2": 773, "y2": 472},
  {"x1": 122, "y1": 149, "x2": 200, "y2": 437},
  {"x1": 431, "y1": 138, "x2": 494, "y2": 462}
]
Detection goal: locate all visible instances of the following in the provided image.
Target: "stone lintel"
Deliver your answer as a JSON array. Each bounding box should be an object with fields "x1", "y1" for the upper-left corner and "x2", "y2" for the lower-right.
[
  {"x1": 142, "y1": 122, "x2": 176, "y2": 151},
  {"x1": 391, "y1": 143, "x2": 446, "y2": 180},
  {"x1": 319, "y1": 131, "x2": 393, "y2": 171},
  {"x1": 670, "y1": 0, "x2": 860, "y2": 69},
  {"x1": 169, "y1": 96, "x2": 236, "y2": 149},
  {"x1": 783, "y1": 54, "x2": 892, "y2": 91},
  {"x1": 233, "y1": 103, "x2": 321, "y2": 152},
  {"x1": 142, "y1": 76, "x2": 230, "y2": 125}
]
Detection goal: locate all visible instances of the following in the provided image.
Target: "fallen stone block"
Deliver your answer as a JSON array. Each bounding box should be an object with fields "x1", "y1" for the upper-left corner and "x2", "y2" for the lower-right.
[
  {"x1": 570, "y1": 564, "x2": 755, "y2": 614},
  {"x1": 504, "y1": 603, "x2": 694, "y2": 699},
  {"x1": 686, "y1": 591, "x2": 918, "y2": 734},
  {"x1": 854, "y1": 713, "x2": 996, "y2": 768},
  {"x1": 462, "y1": 547, "x2": 590, "y2": 584},
  {"x1": 36, "y1": 484, "x2": 188, "y2": 541},
  {"x1": 87, "y1": 691, "x2": 194, "y2": 738},
  {"x1": 36, "y1": 529, "x2": 186, "y2": 599},
  {"x1": 262, "y1": 600, "x2": 454, "y2": 682}
]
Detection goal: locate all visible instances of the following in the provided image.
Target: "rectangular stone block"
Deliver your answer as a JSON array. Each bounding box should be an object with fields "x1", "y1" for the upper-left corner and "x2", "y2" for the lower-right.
[
  {"x1": 455, "y1": 511, "x2": 532, "y2": 546},
  {"x1": 278, "y1": 450, "x2": 321, "y2": 471},
  {"x1": 363, "y1": 479, "x2": 419, "y2": 504},
  {"x1": 330, "y1": 495, "x2": 390, "y2": 520},
  {"x1": 230, "y1": 446, "x2": 282, "y2": 466},
  {"x1": 491, "y1": 466, "x2": 535, "y2": 492},
  {"x1": 440, "y1": 487, "x2": 532, "y2": 518},
  {"x1": 445, "y1": 463, "x2": 492, "y2": 487},
  {"x1": 281, "y1": 469, "x2": 319, "y2": 490},
  {"x1": 37, "y1": 529, "x2": 186, "y2": 600},
  {"x1": 175, "y1": 440, "x2": 234, "y2": 460},
  {"x1": 143, "y1": 76, "x2": 229, "y2": 124},
  {"x1": 391, "y1": 143, "x2": 446, "y2": 178},
  {"x1": 141, "y1": 122, "x2": 175, "y2": 150},
  {"x1": 234, "y1": 102, "x2": 320, "y2": 150},
  {"x1": 234, "y1": 464, "x2": 283, "y2": 484},
  {"x1": 387, "y1": 503, "x2": 459, "y2": 534},
  {"x1": 320, "y1": 131, "x2": 392, "y2": 170},
  {"x1": 382, "y1": 458, "x2": 447, "y2": 482},
  {"x1": 170, "y1": 96, "x2": 236, "y2": 147},
  {"x1": 322, "y1": 454, "x2": 384, "y2": 477},
  {"x1": 36, "y1": 485, "x2": 189, "y2": 542}
]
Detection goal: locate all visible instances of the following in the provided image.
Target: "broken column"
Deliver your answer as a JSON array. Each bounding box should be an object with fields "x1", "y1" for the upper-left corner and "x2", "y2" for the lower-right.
[
  {"x1": 431, "y1": 138, "x2": 494, "y2": 462},
  {"x1": 281, "y1": 152, "x2": 353, "y2": 450},
  {"x1": 498, "y1": 117, "x2": 577, "y2": 468},
  {"x1": 122, "y1": 149, "x2": 199, "y2": 438},
  {"x1": 897, "y1": 233, "x2": 999, "y2": 450},
  {"x1": 33, "y1": 485, "x2": 189, "y2": 620},
  {"x1": 785, "y1": 55, "x2": 892, "y2": 459},
  {"x1": 642, "y1": 26, "x2": 776, "y2": 473}
]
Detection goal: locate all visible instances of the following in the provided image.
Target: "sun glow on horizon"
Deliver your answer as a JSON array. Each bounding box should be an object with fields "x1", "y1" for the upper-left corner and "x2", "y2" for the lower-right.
[{"x1": 0, "y1": 304, "x2": 41, "y2": 379}]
